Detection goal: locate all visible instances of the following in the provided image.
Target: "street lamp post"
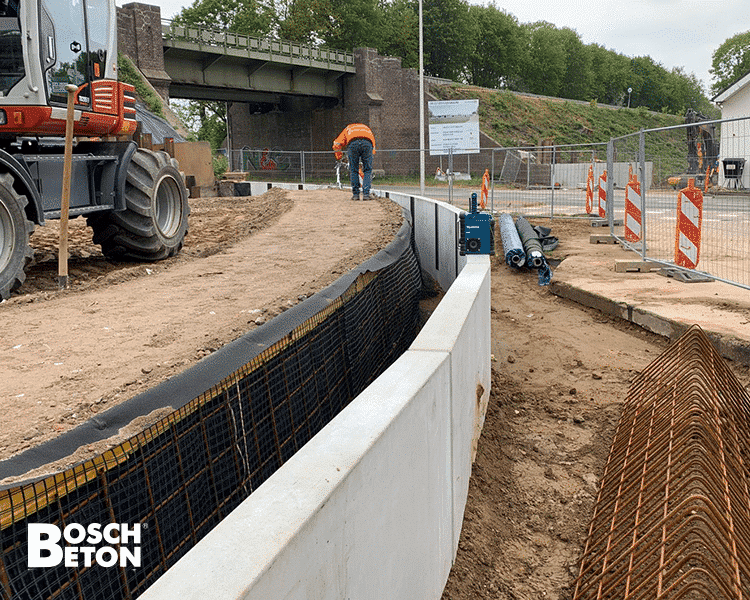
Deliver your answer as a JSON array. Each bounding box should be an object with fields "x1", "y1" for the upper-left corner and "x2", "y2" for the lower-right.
[
  {"x1": 627, "y1": 87, "x2": 632, "y2": 108},
  {"x1": 419, "y1": 0, "x2": 425, "y2": 195}
]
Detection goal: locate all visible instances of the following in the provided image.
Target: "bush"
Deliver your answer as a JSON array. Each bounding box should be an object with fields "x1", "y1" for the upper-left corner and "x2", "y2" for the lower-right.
[
  {"x1": 117, "y1": 53, "x2": 165, "y2": 118},
  {"x1": 213, "y1": 154, "x2": 228, "y2": 179}
]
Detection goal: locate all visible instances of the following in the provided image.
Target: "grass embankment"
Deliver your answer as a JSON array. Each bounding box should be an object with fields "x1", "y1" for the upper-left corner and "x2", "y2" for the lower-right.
[
  {"x1": 430, "y1": 85, "x2": 690, "y2": 186},
  {"x1": 432, "y1": 84, "x2": 684, "y2": 146}
]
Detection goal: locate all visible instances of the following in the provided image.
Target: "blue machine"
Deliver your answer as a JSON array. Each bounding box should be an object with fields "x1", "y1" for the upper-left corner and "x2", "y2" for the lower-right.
[{"x1": 459, "y1": 193, "x2": 495, "y2": 256}]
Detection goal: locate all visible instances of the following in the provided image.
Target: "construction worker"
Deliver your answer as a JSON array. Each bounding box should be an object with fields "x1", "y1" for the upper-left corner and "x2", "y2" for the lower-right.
[{"x1": 333, "y1": 123, "x2": 376, "y2": 200}]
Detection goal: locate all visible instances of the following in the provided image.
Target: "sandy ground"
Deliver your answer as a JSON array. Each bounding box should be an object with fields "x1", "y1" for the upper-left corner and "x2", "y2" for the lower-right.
[
  {"x1": 442, "y1": 218, "x2": 750, "y2": 600},
  {"x1": 0, "y1": 188, "x2": 402, "y2": 465},
  {"x1": 3, "y1": 192, "x2": 749, "y2": 598}
]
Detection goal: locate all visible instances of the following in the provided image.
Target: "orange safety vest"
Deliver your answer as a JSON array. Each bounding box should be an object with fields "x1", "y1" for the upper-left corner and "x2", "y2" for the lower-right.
[{"x1": 333, "y1": 124, "x2": 376, "y2": 160}]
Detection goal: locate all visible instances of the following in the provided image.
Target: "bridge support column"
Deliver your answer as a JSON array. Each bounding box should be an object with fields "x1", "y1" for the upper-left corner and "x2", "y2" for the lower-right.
[{"x1": 117, "y1": 3, "x2": 172, "y2": 102}]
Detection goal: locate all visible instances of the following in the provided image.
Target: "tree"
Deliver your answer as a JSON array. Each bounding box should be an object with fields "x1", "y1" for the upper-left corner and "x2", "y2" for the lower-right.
[
  {"x1": 466, "y1": 4, "x2": 526, "y2": 89},
  {"x1": 173, "y1": 101, "x2": 228, "y2": 152},
  {"x1": 172, "y1": 0, "x2": 274, "y2": 35},
  {"x1": 558, "y1": 28, "x2": 591, "y2": 101},
  {"x1": 422, "y1": 0, "x2": 476, "y2": 81},
  {"x1": 519, "y1": 21, "x2": 567, "y2": 97},
  {"x1": 710, "y1": 30, "x2": 750, "y2": 96},
  {"x1": 276, "y1": 0, "x2": 333, "y2": 44},
  {"x1": 376, "y1": 0, "x2": 419, "y2": 69},
  {"x1": 319, "y1": 0, "x2": 382, "y2": 50},
  {"x1": 585, "y1": 44, "x2": 621, "y2": 105}
]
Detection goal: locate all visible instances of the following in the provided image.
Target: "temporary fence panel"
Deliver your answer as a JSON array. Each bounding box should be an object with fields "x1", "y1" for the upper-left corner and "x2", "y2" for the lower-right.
[
  {"x1": 488, "y1": 144, "x2": 608, "y2": 218},
  {"x1": 610, "y1": 116, "x2": 750, "y2": 289},
  {"x1": 231, "y1": 148, "x2": 303, "y2": 182}
]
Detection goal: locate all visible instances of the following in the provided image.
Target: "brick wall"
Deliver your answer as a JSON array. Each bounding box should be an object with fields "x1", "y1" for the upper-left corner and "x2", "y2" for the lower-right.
[
  {"x1": 117, "y1": 3, "x2": 171, "y2": 100},
  {"x1": 228, "y1": 47, "x2": 501, "y2": 178}
]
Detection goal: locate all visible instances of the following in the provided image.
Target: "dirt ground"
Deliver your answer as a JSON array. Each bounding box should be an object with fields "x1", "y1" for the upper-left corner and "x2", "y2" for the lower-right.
[
  {"x1": 0, "y1": 187, "x2": 402, "y2": 471},
  {"x1": 2, "y1": 191, "x2": 748, "y2": 598},
  {"x1": 442, "y1": 218, "x2": 750, "y2": 600}
]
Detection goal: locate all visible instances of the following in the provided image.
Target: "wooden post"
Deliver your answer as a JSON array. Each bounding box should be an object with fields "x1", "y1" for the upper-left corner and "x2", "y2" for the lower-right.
[
  {"x1": 164, "y1": 137, "x2": 175, "y2": 157},
  {"x1": 58, "y1": 84, "x2": 77, "y2": 290}
]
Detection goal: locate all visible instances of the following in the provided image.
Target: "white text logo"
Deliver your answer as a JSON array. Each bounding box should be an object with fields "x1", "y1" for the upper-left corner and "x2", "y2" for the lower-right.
[{"x1": 28, "y1": 523, "x2": 142, "y2": 568}]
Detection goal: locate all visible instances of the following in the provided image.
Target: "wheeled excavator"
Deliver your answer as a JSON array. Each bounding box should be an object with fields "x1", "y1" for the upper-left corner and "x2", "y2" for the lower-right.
[{"x1": 0, "y1": 0, "x2": 189, "y2": 299}]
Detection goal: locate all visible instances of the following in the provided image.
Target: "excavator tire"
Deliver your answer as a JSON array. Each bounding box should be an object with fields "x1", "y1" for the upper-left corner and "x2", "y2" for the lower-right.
[
  {"x1": 0, "y1": 173, "x2": 34, "y2": 300},
  {"x1": 88, "y1": 148, "x2": 189, "y2": 261}
]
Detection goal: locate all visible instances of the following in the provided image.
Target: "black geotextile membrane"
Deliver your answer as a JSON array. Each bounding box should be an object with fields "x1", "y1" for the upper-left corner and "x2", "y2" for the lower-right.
[{"x1": 0, "y1": 212, "x2": 423, "y2": 600}]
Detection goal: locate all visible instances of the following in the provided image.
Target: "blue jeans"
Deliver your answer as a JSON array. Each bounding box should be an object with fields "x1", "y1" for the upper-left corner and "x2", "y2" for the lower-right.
[{"x1": 347, "y1": 139, "x2": 373, "y2": 195}]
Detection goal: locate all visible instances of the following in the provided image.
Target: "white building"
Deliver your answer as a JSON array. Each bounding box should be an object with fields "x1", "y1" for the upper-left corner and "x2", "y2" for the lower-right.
[{"x1": 712, "y1": 71, "x2": 750, "y2": 189}]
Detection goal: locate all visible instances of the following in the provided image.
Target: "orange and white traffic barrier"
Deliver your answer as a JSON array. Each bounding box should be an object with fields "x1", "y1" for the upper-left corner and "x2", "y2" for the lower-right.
[
  {"x1": 598, "y1": 170, "x2": 607, "y2": 218},
  {"x1": 480, "y1": 168, "x2": 489, "y2": 210},
  {"x1": 624, "y1": 169, "x2": 642, "y2": 242},
  {"x1": 674, "y1": 178, "x2": 703, "y2": 269},
  {"x1": 585, "y1": 164, "x2": 594, "y2": 214}
]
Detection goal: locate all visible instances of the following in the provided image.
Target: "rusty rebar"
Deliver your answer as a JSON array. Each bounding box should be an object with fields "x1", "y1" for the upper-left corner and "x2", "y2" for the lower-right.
[{"x1": 573, "y1": 325, "x2": 750, "y2": 600}]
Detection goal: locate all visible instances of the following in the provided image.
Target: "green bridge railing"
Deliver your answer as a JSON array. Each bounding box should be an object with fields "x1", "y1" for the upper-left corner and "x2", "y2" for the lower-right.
[{"x1": 161, "y1": 20, "x2": 355, "y2": 72}]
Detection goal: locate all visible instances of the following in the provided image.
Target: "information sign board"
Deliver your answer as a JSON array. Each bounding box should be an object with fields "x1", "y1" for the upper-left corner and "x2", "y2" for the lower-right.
[{"x1": 428, "y1": 99, "x2": 480, "y2": 156}]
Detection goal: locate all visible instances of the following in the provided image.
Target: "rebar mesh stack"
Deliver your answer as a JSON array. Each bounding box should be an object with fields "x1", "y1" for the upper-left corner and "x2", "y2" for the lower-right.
[{"x1": 574, "y1": 325, "x2": 750, "y2": 600}]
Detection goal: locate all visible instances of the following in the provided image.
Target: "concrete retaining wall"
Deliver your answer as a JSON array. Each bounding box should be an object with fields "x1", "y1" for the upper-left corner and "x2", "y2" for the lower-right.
[
  {"x1": 384, "y1": 190, "x2": 468, "y2": 292},
  {"x1": 141, "y1": 186, "x2": 490, "y2": 600}
]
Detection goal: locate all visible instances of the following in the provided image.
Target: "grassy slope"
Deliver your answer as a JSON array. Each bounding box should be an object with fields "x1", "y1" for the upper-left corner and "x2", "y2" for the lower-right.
[
  {"x1": 430, "y1": 85, "x2": 692, "y2": 185},
  {"x1": 431, "y1": 84, "x2": 684, "y2": 147}
]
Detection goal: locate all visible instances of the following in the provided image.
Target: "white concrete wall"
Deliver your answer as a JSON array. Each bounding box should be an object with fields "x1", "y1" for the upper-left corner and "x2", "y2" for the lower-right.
[
  {"x1": 384, "y1": 191, "x2": 467, "y2": 292},
  {"x1": 242, "y1": 181, "x2": 330, "y2": 195},
  {"x1": 141, "y1": 188, "x2": 490, "y2": 600}
]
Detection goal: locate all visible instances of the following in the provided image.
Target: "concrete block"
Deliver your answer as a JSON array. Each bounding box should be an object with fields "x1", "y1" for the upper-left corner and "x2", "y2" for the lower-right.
[
  {"x1": 657, "y1": 268, "x2": 714, "y2": 283},
  {"x1": 614, "y1": 259, "x2": 660, "y2": 273},
  {"x1": 590, "y1": 218, "x2": 624, "y2": 227},
  {"x1": 590, "y1": 234, "x2": 619, "y2": 244},
  {"x1": 234, "y1": 182, "x2": 253, "y2": 196},
  {"x1": 217, "y1": 180, "x2": 235, "y2": 197}
]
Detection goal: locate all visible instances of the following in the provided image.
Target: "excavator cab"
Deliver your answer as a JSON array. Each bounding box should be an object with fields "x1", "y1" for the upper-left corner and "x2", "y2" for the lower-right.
[
  {"x1": 0, "y1": 0, "x2": 135, "y2": 138},
  {"x1": 39, "y1": 0, "x2": 114, "y2": 105}
]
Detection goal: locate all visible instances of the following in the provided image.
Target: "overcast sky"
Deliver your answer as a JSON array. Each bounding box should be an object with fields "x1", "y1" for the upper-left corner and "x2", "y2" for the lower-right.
[{"x1": 124, "y1": 0, "x2": 748, "y2": 96}]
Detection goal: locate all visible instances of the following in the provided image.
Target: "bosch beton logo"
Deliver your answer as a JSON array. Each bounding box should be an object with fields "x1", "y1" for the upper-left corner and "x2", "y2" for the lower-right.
[{"x1": 27, "y1": 523, "x2": 142, "y2": 568}]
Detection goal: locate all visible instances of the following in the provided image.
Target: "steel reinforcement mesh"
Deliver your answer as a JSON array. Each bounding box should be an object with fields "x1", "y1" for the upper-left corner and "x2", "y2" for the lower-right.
[
  {"x1": 573, "y1": 325, "x2": 750, "y2": 600},
  {"x1": 0, "y1": 240, "x2": 422, "y2": 600}
]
